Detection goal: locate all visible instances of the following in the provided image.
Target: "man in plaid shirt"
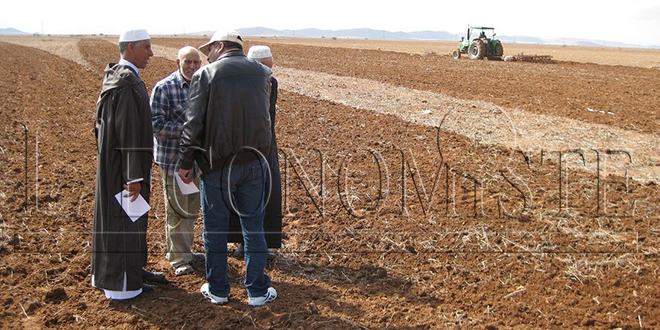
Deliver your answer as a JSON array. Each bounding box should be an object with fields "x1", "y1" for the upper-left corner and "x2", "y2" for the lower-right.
[{"x1": 150, "y1": 46, "x2": 203, "y2": 276}]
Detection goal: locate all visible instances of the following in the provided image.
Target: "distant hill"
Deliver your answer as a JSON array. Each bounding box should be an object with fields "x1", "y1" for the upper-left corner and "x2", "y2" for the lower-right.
[
  {"x1": 408, "y1": 30, "x2": 457, "y2": 40},
  {"x1": 183, "y1": 27, "x2": 660, "y2": 49},
  {"x1": 498, "y1": 35, "x2": 547, "y2": 44},
  {"x1": 192, "y1": 27, "x2": 286, "y2": 37},
  {"x1": 277, "y1": 27, "x2": 456, "y2": 40},
  {"x1": 190, "y1": 27, "x2": 457, "y2": 41},
  {"x1": 2, "y1": 25, "x2": 658, "y2": 49},
  {"x1": 0, "y1": 27, "x2": 30, "y2": 35},
  {"x1": 238, "y1": 27, "x2": 285, "y2": 37}
]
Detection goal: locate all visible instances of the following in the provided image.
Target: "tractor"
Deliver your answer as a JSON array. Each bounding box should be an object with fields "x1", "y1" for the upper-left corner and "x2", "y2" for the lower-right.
[{"x1": 452, "y1": 26, "x2": 504, "y2": 60}]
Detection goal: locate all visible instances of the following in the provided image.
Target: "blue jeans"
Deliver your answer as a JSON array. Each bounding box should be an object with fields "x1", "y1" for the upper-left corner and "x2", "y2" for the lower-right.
[{"x1": 200, "y1": 159, "x2": 271, "y2": 297}]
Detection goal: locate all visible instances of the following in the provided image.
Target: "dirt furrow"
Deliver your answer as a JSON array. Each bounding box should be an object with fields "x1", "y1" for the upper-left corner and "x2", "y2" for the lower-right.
[
  {"x1": 0, "y1": 38, "x2": 658, "y2": 330},
  {"x1": 148, "y1": 42, "x2": 660, "y2": 183}
]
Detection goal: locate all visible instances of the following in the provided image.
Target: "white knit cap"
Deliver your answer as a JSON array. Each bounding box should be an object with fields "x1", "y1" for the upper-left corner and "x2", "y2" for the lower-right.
[
  {"x1": 247, "y1": 45, "x2": 272, "y2": 59},
  {"x1": 119, "y1": 29, "x2": 150, "y2": 42}
]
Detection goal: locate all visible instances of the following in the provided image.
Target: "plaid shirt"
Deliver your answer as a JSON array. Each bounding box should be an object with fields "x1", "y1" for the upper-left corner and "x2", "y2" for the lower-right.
[{"x1": 150, "y1": 71, "x2": 190, "y2": 174}]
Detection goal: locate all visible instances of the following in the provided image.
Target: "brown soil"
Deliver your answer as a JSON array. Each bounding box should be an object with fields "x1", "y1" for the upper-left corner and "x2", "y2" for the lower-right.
[
  {"x1": 1, "y1": 38, "x2": 658, "y2": 330},
  {"x1": 154, "y1": 37, "x2": 660, "y2": 135},
  {"x1": 257, "y1": 37, "x2": 660, "y2": 69}
]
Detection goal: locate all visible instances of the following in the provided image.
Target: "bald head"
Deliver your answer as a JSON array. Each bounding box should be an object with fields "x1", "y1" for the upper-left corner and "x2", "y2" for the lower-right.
[
  {"x1": 178, "y1": 46, "x2": 200, "y2": 61},
  {"x1": 177, "y1": 46, "x2": 202, "y2": 83}
]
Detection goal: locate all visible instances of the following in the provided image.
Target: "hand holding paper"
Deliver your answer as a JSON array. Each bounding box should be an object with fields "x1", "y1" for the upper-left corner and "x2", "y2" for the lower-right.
[
  {"x1": 123, "y1": 182, "x2": 142, "y2": 202},
  {"x1": 175, "y1": 172, "x2": 200, "y2": 195},
  {"x1": 115, "y1": 190, "x2": 151, "y2": 222},
  {"x1": 178, "y1": 168, "x2": 193, "y2": 184}
]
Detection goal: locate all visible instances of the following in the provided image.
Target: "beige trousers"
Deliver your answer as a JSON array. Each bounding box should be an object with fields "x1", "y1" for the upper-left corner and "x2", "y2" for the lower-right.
[{"x1": 162, "y1": 172, "x2": 200, "y2": 268}]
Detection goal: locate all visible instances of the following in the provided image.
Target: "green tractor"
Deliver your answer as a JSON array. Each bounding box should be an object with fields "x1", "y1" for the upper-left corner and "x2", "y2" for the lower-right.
[{"x1": 452, "y1": 26, "x2": 504, "y2": 60}]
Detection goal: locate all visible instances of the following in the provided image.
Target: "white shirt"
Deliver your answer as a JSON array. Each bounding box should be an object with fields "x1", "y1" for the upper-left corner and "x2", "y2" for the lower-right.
[
  {"x1": 118, "y1": 58, "x2": 140, "y2": 76},
  {"x1": 92, "y1": 273, "x2": 142, "y2": 300}
]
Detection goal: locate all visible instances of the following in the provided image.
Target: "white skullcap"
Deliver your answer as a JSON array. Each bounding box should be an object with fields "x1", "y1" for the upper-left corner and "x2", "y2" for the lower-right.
[
  {"x1": 247, "y1": 45, "x2": 272, "y2": 59},
  {"x1": 119, "y1": 29, "x2": 150, "y2": 43}
]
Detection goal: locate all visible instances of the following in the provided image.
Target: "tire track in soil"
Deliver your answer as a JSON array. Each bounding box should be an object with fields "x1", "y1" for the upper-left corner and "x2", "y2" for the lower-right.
[
  {"x1": 153, "y1": 38, "x2": 660, "y2": 134},
  {"x1": 1, "y1": 40, "x2": 109, "y2": 330},
  {"x1": 151, "y1": 41, "x2": 660, "y2": 183},
  {"x1": 11, "y1": 36, "x2": 660, "y2": 183},
  {"x1": 0, "y1": 37, "x2": 94, "y2": 71}
]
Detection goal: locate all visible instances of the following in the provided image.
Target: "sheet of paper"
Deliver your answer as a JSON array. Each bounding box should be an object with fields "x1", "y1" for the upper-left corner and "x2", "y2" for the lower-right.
[
  {"x1": 175, "y1": 173, "x2": 200, "y2": 195},
  {"x1": 114, "y1": 190, "x2": 151, "y2": 222}
]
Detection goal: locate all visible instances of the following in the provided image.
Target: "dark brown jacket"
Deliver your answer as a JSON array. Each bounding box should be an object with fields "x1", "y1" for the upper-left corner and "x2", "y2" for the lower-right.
[
  {"x1": 92, "y1": 63, "x2": 153, "y2": 291},
  {"x1": 179, "y1": 51, "x2": 272, "y2": 174}
]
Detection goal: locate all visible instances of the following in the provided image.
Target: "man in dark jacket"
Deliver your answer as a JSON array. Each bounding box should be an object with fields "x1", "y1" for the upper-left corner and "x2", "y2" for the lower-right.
[
  {"x1": 92, "y1": 29, "x2": 164, "y2": 300},
  {"x1": 178, "y1": 30, "x2": 277, "y2": 306}
]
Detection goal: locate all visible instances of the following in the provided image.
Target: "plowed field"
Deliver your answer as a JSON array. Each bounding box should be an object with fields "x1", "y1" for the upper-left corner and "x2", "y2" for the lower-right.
[{"x1": 0, "y1": 37, "x2": 659, "y2": 330}]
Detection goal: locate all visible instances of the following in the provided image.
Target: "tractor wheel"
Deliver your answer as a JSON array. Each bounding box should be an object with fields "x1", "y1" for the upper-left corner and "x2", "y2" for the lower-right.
[
  {"x1": 452, "y1": 49, "x2": 461, "y2": 59},
  {"x1": 493, "y1": 40, "x2": 504, "y2": 57},
  {"x1": 469, "y1": 40, "x2": 486, "y2": 60}
]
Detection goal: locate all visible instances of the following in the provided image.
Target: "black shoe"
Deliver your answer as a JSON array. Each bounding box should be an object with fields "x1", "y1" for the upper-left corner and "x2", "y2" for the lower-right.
[
  {"x1": 142, "y1": 269, "x2": 168, "y2": 284},
  {"x1": 192, "y1": 253, "x2": 205, "y2": 261},
  {"x1": 233, "y1": 243, "x2": 245, "y2": 259},
  {"x1": 141, "y1": 283, "x2": 157, "y2": 293},
  {"x1": 267, "y1": 250, "x2": 277, "y2": 261}
]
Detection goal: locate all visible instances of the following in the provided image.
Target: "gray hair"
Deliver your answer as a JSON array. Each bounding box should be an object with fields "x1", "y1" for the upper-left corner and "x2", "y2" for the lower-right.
[
  {"x1": 119, "y1": 40, "x2": 147, "y2": 55},
  {"x1": 177, "y1": 46, "x2": 200, "y2": 60}
]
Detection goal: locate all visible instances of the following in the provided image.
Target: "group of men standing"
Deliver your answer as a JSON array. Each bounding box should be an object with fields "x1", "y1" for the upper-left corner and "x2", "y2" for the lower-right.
[{"x1": 91, "y1": 29, "x2": 281, "y2": 307}]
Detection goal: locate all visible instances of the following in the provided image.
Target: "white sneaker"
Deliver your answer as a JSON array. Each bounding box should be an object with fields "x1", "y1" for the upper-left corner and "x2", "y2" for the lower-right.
[
  {"x1": 248, "y1": 287, "x2": 277, "y2": 307},
  {"x1": 200, "y1": 283, "x2": 228, "y2": 305}
]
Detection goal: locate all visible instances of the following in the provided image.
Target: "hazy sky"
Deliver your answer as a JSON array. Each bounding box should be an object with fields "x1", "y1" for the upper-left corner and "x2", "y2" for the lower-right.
[{"x1": 2, "y1": 0, "x2": 660, "y2": 46}]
